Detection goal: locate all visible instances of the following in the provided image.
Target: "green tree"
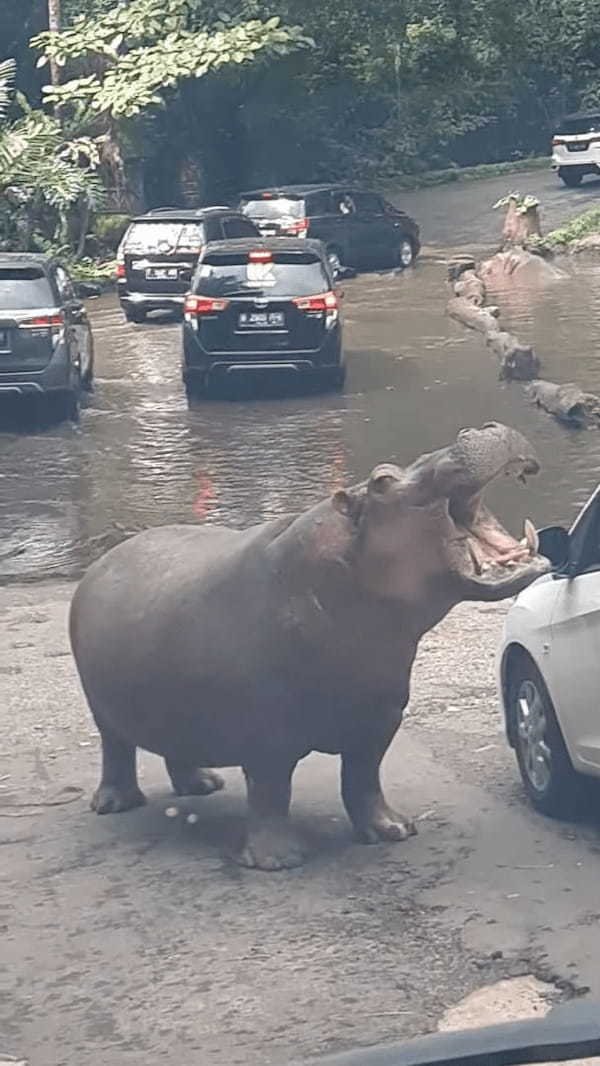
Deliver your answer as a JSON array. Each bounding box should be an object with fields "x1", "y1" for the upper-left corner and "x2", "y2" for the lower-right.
[
  {"x1": 31, "y1": 0, "x2": 311, "y2": 207},
  {"x1": 0, "y1": 58, "x2": 103, "y2": 252}
]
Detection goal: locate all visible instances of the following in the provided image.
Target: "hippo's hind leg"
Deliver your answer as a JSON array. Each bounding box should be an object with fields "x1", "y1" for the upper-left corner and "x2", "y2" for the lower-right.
[
  {"x1": 165, "y1": 760, "x2": 225, "y2": 797},
  {"x1": 236, "y1": 759, "x2": 305, "y2": 871},
  {"x1": 341, "y1": 710, "x2": 416, "y2": 845},
  {"x1": 91, "y1": 717, "x2": 146, "y2": 815}
]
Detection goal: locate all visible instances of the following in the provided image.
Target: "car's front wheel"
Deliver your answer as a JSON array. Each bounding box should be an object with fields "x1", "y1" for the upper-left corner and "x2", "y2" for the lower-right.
[
  {"x1": 507, "y1": 653, "x2": 587, "y2": 817},
  {"x1": 397, "y1": 237, "x2": 416, "y2": 268},
  {"x1": 558, "y1": 167, "x2": 583, "y2": 188}
]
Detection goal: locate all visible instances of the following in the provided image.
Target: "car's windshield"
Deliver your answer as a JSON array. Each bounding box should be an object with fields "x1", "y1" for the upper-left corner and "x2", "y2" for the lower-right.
[
  {"x1": 0, "y1": 267, "x2": 55, "y2": 309},
  {"x1": 194, "y1": 254, "x2": 329, "y2": 297},
  {"x1": 240, "y1": 198, "x2": 305, "y2": 220},
  {"x1": 558, "y1": 114, "x2": 600, "y2": 134},
  {"x1": 122, "y1": 221, "x2": 205, "y2": 252}
]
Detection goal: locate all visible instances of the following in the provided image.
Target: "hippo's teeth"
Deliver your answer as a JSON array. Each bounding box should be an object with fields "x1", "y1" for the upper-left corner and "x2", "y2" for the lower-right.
[
  {"x1": 468, "y1": 542, "x2": 482, "y2": 575},
  {"x1": 524, "y1": 518, "x2": 539, "y2": 554}
]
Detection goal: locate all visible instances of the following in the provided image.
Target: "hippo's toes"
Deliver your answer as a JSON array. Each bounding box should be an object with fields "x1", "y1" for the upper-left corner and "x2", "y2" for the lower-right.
[
  {"x1": 235, "y1": 826, "x2": 306, "y2": 871},
  {"x1": 172, "y1": 768, "x2": 225, "y2": 797},
  {"x1": 91, "y1": 784, "x2": 146, "y2": 814},
  {"x1": 356, "y1": 808, "x2": 417, "y2": 845}
]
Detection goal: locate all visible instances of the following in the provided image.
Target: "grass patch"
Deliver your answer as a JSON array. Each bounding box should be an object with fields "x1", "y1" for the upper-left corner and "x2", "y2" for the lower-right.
[
  {"x1": 534, "y1": 206, "x2": 600, "y2": 250},
  {"x1": 384, "y1": 156, "x2": 550, "y2": 193}
]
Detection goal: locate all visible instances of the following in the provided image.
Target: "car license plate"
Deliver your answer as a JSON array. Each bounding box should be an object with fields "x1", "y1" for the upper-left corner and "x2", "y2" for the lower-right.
[
  {"x1": 146, "y1": 267, "x2": 179, "y2": 279},
  {"x1": 238, "y1": 311, "x2": 285, "y2": 329},
  {"x1": 568, "y1": 142, "x2": 588, "y2": 152},
  {"x1": 260, "y1": 228, "x2": 277, "y2": 236}
]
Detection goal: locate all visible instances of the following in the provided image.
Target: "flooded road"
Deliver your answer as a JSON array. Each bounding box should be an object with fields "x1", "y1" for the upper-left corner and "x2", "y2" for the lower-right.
[{"x1": 2, "y1": 169, "x2": 600, "y2": 582}]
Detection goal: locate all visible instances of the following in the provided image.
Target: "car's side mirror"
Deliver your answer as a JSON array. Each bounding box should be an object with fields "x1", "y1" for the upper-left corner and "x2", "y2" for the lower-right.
[
  {"x1": 537, "y1": 525, "x2": 570, "y2": 569},
  {"x1": 75, "y1": 281, "x2": 101, "y2": 299}
]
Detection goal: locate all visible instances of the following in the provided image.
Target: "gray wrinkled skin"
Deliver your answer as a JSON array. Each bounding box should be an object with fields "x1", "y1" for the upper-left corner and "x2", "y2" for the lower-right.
[{"x1": 70, "y1": 422, "x2": 549, "y2": 871}]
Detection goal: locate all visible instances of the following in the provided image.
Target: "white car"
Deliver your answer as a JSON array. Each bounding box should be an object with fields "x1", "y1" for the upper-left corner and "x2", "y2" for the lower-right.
[
  {"x1": 552, "y1": 110, "x2": 600, "y2": 187},
  {"x1": 497, "y1": 484, "x2": 600, "y2": 817}
]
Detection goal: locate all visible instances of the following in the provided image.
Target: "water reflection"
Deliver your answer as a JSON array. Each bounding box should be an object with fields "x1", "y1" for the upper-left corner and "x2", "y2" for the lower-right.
[{"x1": 2, "y1": 257, "x2": 600, "y2": 582}]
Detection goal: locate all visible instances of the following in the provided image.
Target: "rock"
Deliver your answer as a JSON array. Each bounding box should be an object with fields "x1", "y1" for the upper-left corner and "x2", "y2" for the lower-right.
[
  {"x1": 486, "y1": 331, "x2": 540, "y2": 381},
  {"x1": 453, "y1": 270, "x2": 486, "y2": 306},
  {"x1": 447, "y1": 256, "x2": 476, "y2": 282},
  {"x1": 569, "y1": 234, "x2": 600, "y2": 255},
  {"x1": 527, "y1": 380, "x2": 600, "y2": 426},
  {"x1": 479, "y1": 249, "x2": 565, "y2": 289},
  {"x1": 447, "y1": 297, "x2": 500, "y2": 336}
]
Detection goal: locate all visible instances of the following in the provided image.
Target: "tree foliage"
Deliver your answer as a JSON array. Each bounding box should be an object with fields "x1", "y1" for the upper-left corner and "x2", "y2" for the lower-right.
[
  {"x1": 0, "y1": 58, "x2": 103, "y2": 252},
  {"x1": 32, "y1": 0, "x2": 311, "y2": 120}
]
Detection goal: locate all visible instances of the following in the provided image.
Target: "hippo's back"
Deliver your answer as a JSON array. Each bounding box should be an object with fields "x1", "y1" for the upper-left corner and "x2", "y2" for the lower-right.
[{"x1": 70, "y1": 521, "x2": 281, "y2": 704}]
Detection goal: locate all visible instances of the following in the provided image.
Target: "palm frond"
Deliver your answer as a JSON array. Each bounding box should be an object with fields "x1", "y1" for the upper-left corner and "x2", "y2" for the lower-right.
[{"x1": 0, "y1": 59, "x2": 16, "y2": 122}]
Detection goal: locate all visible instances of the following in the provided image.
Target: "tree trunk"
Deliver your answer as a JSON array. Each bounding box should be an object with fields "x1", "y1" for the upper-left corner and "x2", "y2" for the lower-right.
[
  {"x1": 48, "y1": 0, "x2": 61, "y2": 87},
  {"x1": 502, "y1": 200, "x2": 542, "y2": 245}
]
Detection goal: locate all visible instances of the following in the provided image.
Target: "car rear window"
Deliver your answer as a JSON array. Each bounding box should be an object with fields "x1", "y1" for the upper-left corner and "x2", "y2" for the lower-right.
[
  {"x1": 240, "y1": 198, "x2": 305, "y2": 221},
  {"x1": 194, "y1": 252, "x2": 329, "y2": 297},
  {"x1": 122, "y1": 221, "x2": 205, "y2": 253},
  {"x1": 558, "y1": 114, "x2": 600, "y2": 135},
  {"x1": 0, "y1": 267, "x2": 55, "y2": 310}
]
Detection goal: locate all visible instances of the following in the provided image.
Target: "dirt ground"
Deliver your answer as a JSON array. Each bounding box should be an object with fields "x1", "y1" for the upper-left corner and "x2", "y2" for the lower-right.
[{"x1": 1, "y1": 581, "x2": 599, "y2": 1066}]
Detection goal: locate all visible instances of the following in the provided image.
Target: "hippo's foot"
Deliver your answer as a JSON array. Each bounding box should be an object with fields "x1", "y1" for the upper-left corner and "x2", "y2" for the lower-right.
[
  {"x1": 166, "y1": 762, "x2": 225, "y2": 797},
  {"x1": 235, "y1": 823, "x2": 306, "y2": 871},
  {"x1": 353, "y1": 800, "x2": 417, "y2": 845},
  {"x1": 91, "y1": 783, "x2": 146, "y2": 814}
]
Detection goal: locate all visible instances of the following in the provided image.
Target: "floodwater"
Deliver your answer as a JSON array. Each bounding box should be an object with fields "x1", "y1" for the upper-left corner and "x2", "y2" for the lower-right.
[{"x1": 2, "y1": 170, "x2": 600, "y2": 582}]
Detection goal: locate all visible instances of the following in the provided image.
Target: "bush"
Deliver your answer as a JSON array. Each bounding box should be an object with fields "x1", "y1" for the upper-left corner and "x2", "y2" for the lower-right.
[{"x1": 91, "y1": 213, "x2": 130, "y2": 254}]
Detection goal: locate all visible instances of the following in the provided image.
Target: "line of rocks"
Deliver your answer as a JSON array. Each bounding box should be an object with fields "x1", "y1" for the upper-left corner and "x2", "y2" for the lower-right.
[
  {"x1": 446, "y1": 254, "x2": 600, "y2": 428},
  {"x1": 446, "y1": 255, "x2": 540, "y2": 382}
]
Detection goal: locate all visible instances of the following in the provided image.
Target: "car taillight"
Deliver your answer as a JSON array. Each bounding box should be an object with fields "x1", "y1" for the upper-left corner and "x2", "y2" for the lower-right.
[
  {"x1": 294, "y1": 291, "x2": 338, "y2": 311},
  {"x1": 116, "y1": 262, "x2": 126, "y2": 278},
  {"x1": 248, "y1": 250, "x2": 273, "y2": 262},
  {"x1": 184, "y1": 295, "x2": 229, "y2": 315},
  {"x1": 19, "y1": 313, "x2": 64, "y2": 330},
  {"x1": 288, "y1": 219, "x2": 309, "y2": 235}
]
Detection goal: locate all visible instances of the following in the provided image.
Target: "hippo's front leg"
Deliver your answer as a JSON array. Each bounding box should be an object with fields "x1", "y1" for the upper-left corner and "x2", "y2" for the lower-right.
[
  {"x1": 236, "y1": 760, "x2": 305, "y2": 871},
  {"x1": 341, "y1": 717, "x2": 416, "y2": 845}
]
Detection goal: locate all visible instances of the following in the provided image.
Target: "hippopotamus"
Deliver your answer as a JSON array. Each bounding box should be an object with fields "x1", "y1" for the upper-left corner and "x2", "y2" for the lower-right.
[{"x1": 70, "y1": 423, "x2": 549, "y2": 871}]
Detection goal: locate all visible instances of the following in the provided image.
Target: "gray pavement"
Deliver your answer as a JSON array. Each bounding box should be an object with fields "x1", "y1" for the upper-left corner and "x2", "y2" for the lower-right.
[{"x1": 1, "y1": 582, "x2": 598, "y2": 1066}]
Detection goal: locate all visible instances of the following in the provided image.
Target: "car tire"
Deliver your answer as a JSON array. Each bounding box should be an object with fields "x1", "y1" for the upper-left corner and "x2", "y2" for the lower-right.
[
  {"x1": 184, "y1": 373, "x2": 208, "y2": 401},
  {"x1": 507, "y1": 653, "x2": 587, "y2": 818},
  {"x1": 124, "y1": 306, "x2": 147, "y2": 324},
  {"x1": 326, "y1": 246, "x2": 344, "y2": 278},
  {"x1": 53, "y1": 389, "x2": 80, "y2": 422},
  {"x1": 319, "y1": 365, "x2": 346, "y2": 391},
  {"x1": 559, "y1": 168, "x2": 583, "y2": 188},
  {"x1": 397, "y1": 238, "x2": 416, "y2": 268},
  {"x1": 81, "y1": 345, "x2": 94, "y2": 392}
]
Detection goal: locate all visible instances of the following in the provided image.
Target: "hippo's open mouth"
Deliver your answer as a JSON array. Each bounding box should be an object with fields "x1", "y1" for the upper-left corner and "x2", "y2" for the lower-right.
[{"x1": 446, "y1": 452, "x2": 550, "y2": 592}]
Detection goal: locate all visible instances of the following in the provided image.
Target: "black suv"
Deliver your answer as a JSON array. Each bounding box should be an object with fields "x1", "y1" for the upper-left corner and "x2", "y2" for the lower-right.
[
  {"x1": 238, "y1": 184, "x2": 420, "y2": 275},
  {"x1": 0, "y1": 253, "x2": 95, "y2": 416},
  {"x1": 116, "y1": 206, "x2": 260, "y2": 322},
  {"x1": 182, "y1": 238, "x2": 344, "y2": 396}
]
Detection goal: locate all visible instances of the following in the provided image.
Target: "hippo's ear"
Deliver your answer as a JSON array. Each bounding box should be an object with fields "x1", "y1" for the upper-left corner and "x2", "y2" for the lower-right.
[
  {"x1": 332, "y1": 487, "x2": 361, "y2": 519},
  {"x1": 367, "y1": 463, "x2": 403, "y2": 498}
]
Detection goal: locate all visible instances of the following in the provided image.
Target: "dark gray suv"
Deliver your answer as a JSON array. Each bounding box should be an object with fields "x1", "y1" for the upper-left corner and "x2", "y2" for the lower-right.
[
  {"x1": 0, "y1": 253, "x2": 95, "y2": 417},
  {"x1": 238, "y1": 184, "x2": 420, "y2": 276},
  {"x1": 116, "y1": 206, "x2": 260, "y2": 322}
]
